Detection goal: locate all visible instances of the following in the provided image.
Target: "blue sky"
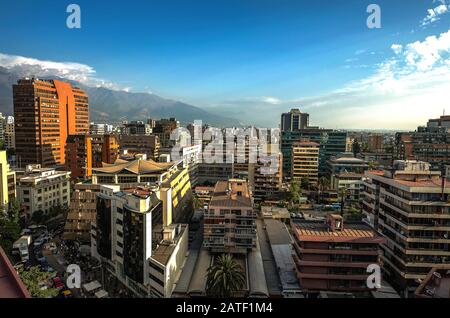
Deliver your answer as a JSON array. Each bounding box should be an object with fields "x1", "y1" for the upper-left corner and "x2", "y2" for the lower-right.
[{"x1": 1, "y1": 0, "x2": 450, "y2": 129}]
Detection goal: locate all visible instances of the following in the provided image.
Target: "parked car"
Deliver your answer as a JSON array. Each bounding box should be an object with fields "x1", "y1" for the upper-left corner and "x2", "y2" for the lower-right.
[
  {"x1": 61, "y1": 289, "x2": 73, "y2": 298},
  {"x1": 34, "y1": 238, "x2": 45, "y2": 247}
]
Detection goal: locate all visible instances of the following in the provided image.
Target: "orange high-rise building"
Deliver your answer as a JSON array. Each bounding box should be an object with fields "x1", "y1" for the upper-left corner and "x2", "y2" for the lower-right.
[{"x1": 13, "y1": 78, "x2": 89, "y2": 167}]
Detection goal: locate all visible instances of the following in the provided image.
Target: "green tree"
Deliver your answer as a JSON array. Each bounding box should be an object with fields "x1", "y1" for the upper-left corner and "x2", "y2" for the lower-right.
[
  {"x1": 289, "y1": 180, "x2": 302, "y2": 206},
  {"x1": 31, "y1": 210, "x2": 45, "y2": 224},
  {"x1": 206, "y1": 254, "x2": 246, "y2": 298},
  {"x1": 19, "y1": 266, "x2": 59, "y2": 298},
  {"x1": 0, "y1": 204, "x2": 21, "y2": 257},
  {"x1": 300, "y1": 177, "x2": 310, "y2": 190},
  {"x1": 318, "y1": 176, "x2": 330, "y2": 204}
]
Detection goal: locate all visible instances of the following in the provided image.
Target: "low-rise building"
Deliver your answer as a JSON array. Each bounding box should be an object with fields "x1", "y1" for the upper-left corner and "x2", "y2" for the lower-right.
[
  {"x1": 292, "y1": 214, "x2": 385, "y2": 294},
  {"x1": 17, "y1": 165, "x2": 70, "y2": 218}
]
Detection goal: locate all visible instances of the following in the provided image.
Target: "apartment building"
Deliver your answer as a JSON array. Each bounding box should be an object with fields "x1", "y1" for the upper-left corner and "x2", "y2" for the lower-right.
[
  {"x1": 292, "y1": 214, "x2": 385, "y2": 294},
  {"x1": 122, "y1": 121, "x2": 152, "y2": 135},
  {"x1": 251, "y1": 144, "x2": 282, "y2": 202},
  {"x1": 16, "y1": 165, "x2": 70, "y2": 218},
  {"x1": 4, "y1": 116, "x2": 15, "y2": 150},
  {"x1": 89, "y1": 123, "x2": 113, "y2": 135},
  {"x1": 291, "y1": 141, "x2": 319, "y2": 185},
  {"x1": 91, "y1": 134, "x2": 120, "y2": 167},
  {"x1": 153, "y1": 118, "x2": 179, "y2": 148},
  {"x1": 13, "y1": 78, "x2": 89, "y2": 167},
  {"x1": 394, "y1": 116, "x2": 450, "y2": 170},
  {"x1": 65, "y1": 134, "x2": 93, "y2": 180},
  {"x1": 0, "y1": 150, "x2": 16, "y2": 208},
  {"x1": 282, "y1": 128, "x2": 347, "y2": 177},
  {"x1": 327, "y1": 153, "x2": 369, "y2": 203},
  {"x1": 64, "y1": 184, "x2": 118, "y2": 242},
  {"x1": 119, "y1": 134, "x2": 160, "y2": 160},
  {"x1": 91, "y1": 186, "x2": 188, "y2": 298},
  {"x1": 204, "y1": 179, "x2": 256, "y2": 254},
  {"x1": 362, "y1": 160, "x2": 450, "y2": 296},
  {"x1": 92, "y1": 158, "x2": 193, "y2": 222}
]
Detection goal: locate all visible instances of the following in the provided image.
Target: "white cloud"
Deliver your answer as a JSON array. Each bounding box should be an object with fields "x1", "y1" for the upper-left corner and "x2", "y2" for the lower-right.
[
  {"x1": 421, "y1": 1, "x2": 450, "y2": 26},
  {"x1": 261, "y1": 96, "x2": 282, "y2": 105},
  {"x1": 0, "y1": 52, "x2": 127, "y2": 91},
  {"x1": 213, "y1": 29, "x2": 450, "y2": 129}
]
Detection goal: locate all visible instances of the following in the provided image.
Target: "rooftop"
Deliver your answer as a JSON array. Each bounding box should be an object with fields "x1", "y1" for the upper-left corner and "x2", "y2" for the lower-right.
[
  {"x1": 293, "y1": 219, "x2": 384, "y2": 243},
  {"x1": 209, "y1": 179, "x2": 252, "y2": 208},
  {"x1": 93, "y1": 158, "x2": 175, "y2": 175}
]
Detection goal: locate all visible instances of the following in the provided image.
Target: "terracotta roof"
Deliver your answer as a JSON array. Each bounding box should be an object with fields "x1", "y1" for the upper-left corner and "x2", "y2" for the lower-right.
[
  {"x1": 0, "y1": 247, "x2": 30, "y2": 298},
  {"x1": 93, "y1": 159, "x2": 174, "y2": 175},
  {"x1": 209, "y1": 180, "x2": 252, "y2": 208},
  {"x1": 293, "y1": 221, "x2": 380, "y2": 240}
]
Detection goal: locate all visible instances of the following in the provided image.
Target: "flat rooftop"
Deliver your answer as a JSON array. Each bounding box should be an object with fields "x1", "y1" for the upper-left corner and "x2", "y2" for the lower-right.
[
  {"x1": 293, "y1": 220, "x2": 382, "y2": 241},
  {"x1": 265, "y1": 219, "x2": 292, "y2": 245}
]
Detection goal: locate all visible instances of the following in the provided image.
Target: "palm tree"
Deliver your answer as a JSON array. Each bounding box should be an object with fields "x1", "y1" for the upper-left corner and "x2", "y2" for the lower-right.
[
  {"x1": 339, "y1": 187, "x2": 348, "y2": 216},
  {"x1": 318, "y1": 176, "x2": 330, "y2": 204},
  {"x1": 206, "y1": 254, "x2": 246, "y2": 298}
]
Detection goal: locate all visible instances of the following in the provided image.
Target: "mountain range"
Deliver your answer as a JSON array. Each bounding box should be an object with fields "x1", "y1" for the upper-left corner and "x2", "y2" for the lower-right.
[{"x1": 0, "y1": 66, "x2": 240, "y2": 127}]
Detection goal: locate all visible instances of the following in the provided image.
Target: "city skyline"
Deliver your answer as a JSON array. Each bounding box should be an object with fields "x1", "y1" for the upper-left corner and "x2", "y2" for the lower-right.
[{"x1": 1, "y1": 1, "x2": 450, "y2": 129}]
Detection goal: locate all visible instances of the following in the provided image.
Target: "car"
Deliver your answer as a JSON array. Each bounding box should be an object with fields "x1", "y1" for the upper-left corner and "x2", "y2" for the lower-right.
[
  {"x1": 34, "y1": 238, "x2": 44, "y2": 247},
  {"x1": 52, "y1": 277, "x2": 62, "y2": 286},
  {"x1": 21, "y1": 229, "x2": 32, "y2": 235},
  {"x1": 61, "y1": 289, "x2": 73, "y2": 298}
]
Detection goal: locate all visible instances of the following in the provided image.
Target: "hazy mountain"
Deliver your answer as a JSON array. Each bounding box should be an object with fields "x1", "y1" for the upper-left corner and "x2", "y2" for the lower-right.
[{"x1": 0, "y1": 66, "x2": 240, "y2": 127}]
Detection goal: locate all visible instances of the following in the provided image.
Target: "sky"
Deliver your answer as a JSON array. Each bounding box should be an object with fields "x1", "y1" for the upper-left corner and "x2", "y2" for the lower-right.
[{"x1": 1, "y1": 0, "x2": 450, "y2": 129}]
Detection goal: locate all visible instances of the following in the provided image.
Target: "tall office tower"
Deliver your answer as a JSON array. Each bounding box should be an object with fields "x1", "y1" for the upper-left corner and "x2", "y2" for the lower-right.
[
  {"x1": 65, "y1": 134, "x2": 93, "y2": 180},
  {"x1": 362, "y1": 161, "x2": 450, "y2": 296},
  {"x1": 4, "y1": 116, "x2": 15, "y2": 150},
  {"x1": 281, "y1": 108, "x2": 309, "y2": 132},
  {"x1": 13, "y1": 78, "x2": 89, "y2": 168},
  {"x1": 204, "y1": 179, "x2": 256, "y2": 254},
  {"x1": 291, "y1": 141, "x2": 320, "y2": 185}
]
